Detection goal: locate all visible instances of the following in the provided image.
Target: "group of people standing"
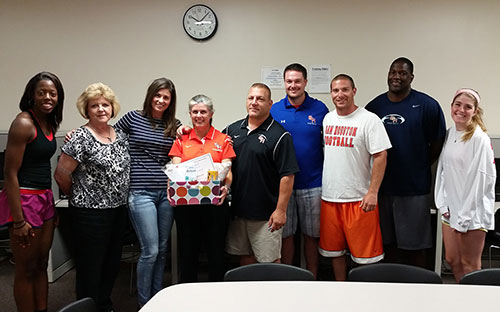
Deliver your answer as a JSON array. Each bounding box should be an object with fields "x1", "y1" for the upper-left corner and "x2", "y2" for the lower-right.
[
  {"x1": 0, "y1": 56, "x2": 496, "y2": 312},
  {"x1": 0, "y1": 75, "x2": 183, "y2": 311},
  {"x1": 272, "y1": 59, "x2": 495, "y2": 284}
]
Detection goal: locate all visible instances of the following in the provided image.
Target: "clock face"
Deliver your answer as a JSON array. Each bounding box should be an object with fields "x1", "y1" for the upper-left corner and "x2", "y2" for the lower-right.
[{"x1": 183, "y1": 4, "x2": 218, "y2": 41}]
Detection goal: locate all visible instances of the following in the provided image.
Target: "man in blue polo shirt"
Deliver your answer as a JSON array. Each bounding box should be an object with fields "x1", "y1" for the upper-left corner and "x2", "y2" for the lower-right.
[
  {"x1": 225, "y1": 83, "x2": 299, "y2": 265},
  {"x1": 270, "y1": 63, "x2": 329, "y2": 278},
  {"x1": 365, "y1": 57, "x2": 446, "y2": 268}
]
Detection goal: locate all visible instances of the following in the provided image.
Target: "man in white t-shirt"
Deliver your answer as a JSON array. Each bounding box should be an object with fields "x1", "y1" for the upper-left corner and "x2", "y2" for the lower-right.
[{"x1": 319, "y1": 74, "x2": 392, "y2": 280}]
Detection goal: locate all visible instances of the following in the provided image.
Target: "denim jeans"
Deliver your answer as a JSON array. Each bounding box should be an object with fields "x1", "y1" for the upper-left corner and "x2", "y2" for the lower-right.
[{"x1": 128, "y1": 189, "x2": 174, "y2": 306}]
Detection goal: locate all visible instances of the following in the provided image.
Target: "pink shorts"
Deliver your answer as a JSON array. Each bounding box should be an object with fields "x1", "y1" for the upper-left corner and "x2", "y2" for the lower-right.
[{"x1": 0, "y1": 188, "x2": 55, "y2": 228}]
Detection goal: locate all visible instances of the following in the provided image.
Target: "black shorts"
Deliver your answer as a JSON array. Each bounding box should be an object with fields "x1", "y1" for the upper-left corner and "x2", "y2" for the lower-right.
[{"x1": 378, "y1": 194, "x2": 432, "y2": 250}]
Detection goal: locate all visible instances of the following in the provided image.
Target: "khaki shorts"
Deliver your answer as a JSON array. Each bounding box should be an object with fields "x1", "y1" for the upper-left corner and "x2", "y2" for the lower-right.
[{"x1": 226, "y1": 217, "x2": 282, "y2": 263}]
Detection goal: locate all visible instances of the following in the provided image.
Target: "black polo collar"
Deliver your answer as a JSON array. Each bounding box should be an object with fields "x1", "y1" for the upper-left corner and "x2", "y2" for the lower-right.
[{"x1": 239, "y1": 114, "x2": 275, "y2": 132}]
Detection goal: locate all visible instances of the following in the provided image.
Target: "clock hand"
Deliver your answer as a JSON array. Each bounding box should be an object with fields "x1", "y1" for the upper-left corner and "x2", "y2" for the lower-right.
[
  {"x1": 189, "y1": 15, "x2": 200, "y2": 22},
  {"x1": 199, "y1": 12, "x2": 209, "y2": 21},
  {"x1": 195, "y1": 21, "x2": 212, "y2": 25}
]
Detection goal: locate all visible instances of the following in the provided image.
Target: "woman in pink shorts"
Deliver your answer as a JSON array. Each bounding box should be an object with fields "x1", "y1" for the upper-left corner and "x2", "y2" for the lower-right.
[{"x1": 0, "y1": 72, "x2": 64, "y2": 312}]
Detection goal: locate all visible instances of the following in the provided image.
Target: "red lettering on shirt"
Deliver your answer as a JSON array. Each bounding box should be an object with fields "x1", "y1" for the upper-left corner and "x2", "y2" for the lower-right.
[{"x1": 324, "y1": 125, "x2": 358, "y2": 149}]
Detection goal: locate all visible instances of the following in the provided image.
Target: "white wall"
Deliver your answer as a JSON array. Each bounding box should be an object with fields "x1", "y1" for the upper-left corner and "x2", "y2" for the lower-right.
[{"x1": 1, "y1": 0, "x2": 499, "y2": 138}]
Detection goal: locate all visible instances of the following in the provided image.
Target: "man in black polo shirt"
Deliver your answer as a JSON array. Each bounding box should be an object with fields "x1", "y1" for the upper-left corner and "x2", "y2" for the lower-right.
[{"x1": 224, "y1": 83, "x2": 299, "y2": 265}]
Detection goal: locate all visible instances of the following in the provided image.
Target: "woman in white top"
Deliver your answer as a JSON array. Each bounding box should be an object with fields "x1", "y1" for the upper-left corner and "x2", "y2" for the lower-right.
[{"x1": 435, "y1": 88, "x2": 496, "y2": 282}]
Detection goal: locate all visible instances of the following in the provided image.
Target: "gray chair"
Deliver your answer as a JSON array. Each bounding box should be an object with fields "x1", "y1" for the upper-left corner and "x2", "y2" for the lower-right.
[
  {"x1": 224, "y1": 263, "x2": 314, "y2": 281},
  {"x1": 348, "y1": 263, "x2": 442, "y2": 284},
  {"x1": 58, "y1": 297, "x2": 98, "y2": 312},
  {"x1": 489, "y1": 235, "x2": 500, "y2": 268},
  {"x1": 459, "y1": 268, "x2": 500, "y2": 286},
  {"x1": 120, "y1": 218, "x2": 140, "y2": 295},
  {"x1": 488, "y1": 207, "x2": 500, "y2": 267}
]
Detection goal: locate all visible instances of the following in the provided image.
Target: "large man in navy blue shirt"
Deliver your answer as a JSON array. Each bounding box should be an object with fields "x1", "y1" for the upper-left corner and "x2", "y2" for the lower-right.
[
  {"x1": 270, "y1": 63, "x2": 328, "y2": 278},
  {"x1": 366, "y1": 57, "x2": 446, "y2": 268}
]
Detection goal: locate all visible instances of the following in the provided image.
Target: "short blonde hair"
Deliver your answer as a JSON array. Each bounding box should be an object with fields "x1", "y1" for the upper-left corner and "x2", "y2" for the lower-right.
[{"x1": 76, "y1": 82, "x2": 120, "y2": 119}]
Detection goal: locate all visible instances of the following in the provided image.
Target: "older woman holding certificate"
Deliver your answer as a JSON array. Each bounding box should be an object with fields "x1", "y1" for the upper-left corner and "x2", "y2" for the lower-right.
[{"x1": 169, "y1": 94, "x2": 235, "y2": 283}]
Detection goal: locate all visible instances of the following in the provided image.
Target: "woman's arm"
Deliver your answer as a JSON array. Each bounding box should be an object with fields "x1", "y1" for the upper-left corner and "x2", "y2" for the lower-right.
[
  {"x1": 222, "y1": 162, "x2": 232, "y2": 187},
  {"x1": 4, "y1": 116, "x2": 33, "y2": 221},
  {"x1": 4, "y1": 114, "x2": 36, "y2": 243},
  {"x1": 166, "y1": 156, "x2": 182, "y2": 204},
  {"x1": 176, "y1": 125, "x2": 192, "y2": 138},
  {"x1": 54, "y1": 153, "x2": 79, "y2": 196},
  {"x1": 455, "y1": 134, "x2": 496, "y2": 232},
  {"x1": 216, "y1": 159, "x2": 233, "y2": 205}
]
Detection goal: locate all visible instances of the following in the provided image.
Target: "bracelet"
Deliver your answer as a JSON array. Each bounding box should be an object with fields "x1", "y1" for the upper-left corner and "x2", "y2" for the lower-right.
[
  {"x1": 13, "y1": 221, "x2": 26, "y2": 229},
  {"x1": 13, "y1": 220, "x2": 25, "y2": 224}
]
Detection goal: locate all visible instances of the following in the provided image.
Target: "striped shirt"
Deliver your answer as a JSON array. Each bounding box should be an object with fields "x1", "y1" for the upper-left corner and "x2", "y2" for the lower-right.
[{"x1": 115, "y1": 110, "x2": 181, "y2": 189}]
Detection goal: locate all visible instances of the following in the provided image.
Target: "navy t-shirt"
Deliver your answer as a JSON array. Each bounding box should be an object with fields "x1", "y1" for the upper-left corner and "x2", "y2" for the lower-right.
[{"x1": 365, "y1": 89, "x2": 446, "y2": 195}]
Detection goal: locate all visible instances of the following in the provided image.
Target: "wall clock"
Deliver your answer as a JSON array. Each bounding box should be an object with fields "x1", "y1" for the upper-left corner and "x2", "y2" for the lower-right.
[{"x1": 183, "y1": 4, "x2": 218, "y2": 41}]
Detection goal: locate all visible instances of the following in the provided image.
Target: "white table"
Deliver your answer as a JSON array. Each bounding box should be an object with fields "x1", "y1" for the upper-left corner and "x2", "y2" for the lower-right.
[{"x1": 140, "y1": 281, "x2": 500, "y2": 312}]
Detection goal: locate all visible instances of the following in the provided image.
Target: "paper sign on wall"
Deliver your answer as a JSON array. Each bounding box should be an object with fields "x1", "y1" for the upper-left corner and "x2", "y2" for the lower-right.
[
  {"x1": 309, "y1": 64, "x2": 331, "y2": 93},
  {"x1": 261, "y1": 67, "x2": 284, "y2": 89}
]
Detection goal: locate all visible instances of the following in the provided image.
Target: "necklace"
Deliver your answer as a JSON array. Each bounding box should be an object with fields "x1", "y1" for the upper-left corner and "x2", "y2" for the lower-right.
[
  {"x1": 454, "y1": 128, "x2": 463, "y2": 143},
  {"x1": 87, "y1": 124, "x2": 112, "y2": 142}
]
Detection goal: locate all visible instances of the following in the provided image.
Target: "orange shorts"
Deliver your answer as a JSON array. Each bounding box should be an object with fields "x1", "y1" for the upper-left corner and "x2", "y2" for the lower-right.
[{"x1": 318, "y1": 200, "x2": 384, "y2": 264}]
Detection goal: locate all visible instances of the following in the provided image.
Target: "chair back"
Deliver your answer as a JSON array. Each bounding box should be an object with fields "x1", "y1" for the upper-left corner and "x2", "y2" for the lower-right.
[
  {"x1": 459, "y1": 268, "x2": 500, "y2": 286},
  {"x1": 348, "y1": 263, "x2": 442, "y2": 284},
  {"x1": 58, "y1": 297, "x2": 98, "y2": 312},
  {"x1": 224, "y1": 263, "x2": 314, "y2": 281}
]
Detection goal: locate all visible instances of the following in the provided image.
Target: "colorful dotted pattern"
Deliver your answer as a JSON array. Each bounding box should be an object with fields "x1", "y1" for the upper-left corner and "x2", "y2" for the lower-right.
[{"x1": 168, "y1": 181, "x2": 221, "y2": 206}]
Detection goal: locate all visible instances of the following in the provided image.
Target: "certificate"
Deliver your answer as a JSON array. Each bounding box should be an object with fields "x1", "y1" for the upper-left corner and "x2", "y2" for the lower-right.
[{"x1": 163, "y1": 154, "x2": 215, "y2": 181}]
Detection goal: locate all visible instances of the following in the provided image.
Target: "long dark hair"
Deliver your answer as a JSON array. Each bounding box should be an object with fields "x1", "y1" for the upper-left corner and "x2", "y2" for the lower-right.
[
  {"x1": 142, "y1": 78, "x2": 177, "y2": 137},
  {"x1": 19, "y1": 71, "x2": 65, "y2": 131}
]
